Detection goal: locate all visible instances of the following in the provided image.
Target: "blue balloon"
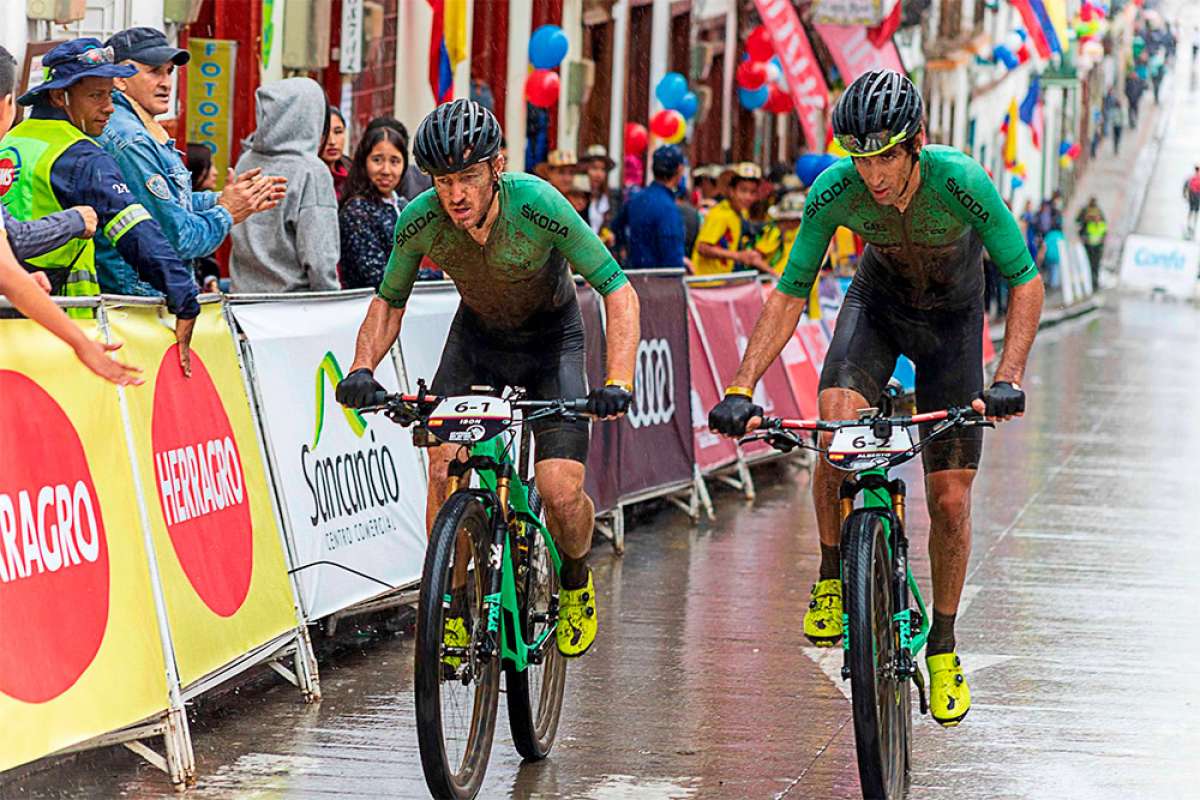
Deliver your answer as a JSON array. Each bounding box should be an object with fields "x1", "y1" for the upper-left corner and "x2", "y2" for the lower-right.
[
  {"x1": 992, "y1": 45, "x2": 1019, "y2": 69},
  {"x1": 795, "y1": 153, "x2": 840, "y2": 187},
  {"x1": 676, "y1": 91, "x2": 699, "y2": 119},
  {"x1": 656, "y1": 72, "x2": 689, "y2": 109},
  {"x1": 529, "y1": 25, "x2": 569, "y2": 69},
  {"x1": 739, "y1": 85, "x2": 769, "y2": 110}
]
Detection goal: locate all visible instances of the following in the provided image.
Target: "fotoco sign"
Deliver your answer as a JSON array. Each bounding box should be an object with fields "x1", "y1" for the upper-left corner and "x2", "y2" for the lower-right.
[
  {"x1": 186, "y1": 39, "x2": 237, "y2": 189},
  {"x1": 152, "y1": 345, "x2": 252, "y2": 617},
  {"x1": 0, "y1": 372, "x2": 108, "y2": 703},
  {"x1": 1119, "y1": 234, "x2": 1200, "y2": 298}
]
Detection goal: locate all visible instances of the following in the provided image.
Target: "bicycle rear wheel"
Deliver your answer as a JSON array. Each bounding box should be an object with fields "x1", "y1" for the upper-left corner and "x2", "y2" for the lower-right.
[
  {"x1": 843, "y1": 510, "x2": 911, "y2": 800},
  {"x1": 415, "y1": 491, "x2": 500, "y2": 800},
  {"x1": 505, "y1": 488, "x2": 567, "y2": 760}
]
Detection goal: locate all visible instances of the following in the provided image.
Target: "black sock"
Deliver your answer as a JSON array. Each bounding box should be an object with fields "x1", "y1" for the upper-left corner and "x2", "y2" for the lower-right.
[
  {"x1": 560, "y1": 555, "x2": 589, "y2": 591},
  {"x1": 819, "y1": 543, "x2": 841, "y2": 581},
  {"x1": 926, "y1": 610, "x2": 957, "y2": 656}
]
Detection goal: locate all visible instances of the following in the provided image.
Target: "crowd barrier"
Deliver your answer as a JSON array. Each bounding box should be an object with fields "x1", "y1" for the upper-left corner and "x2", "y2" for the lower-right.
[{"x1": 1, "y1": 268, "x2": 1001, "y2": 787}]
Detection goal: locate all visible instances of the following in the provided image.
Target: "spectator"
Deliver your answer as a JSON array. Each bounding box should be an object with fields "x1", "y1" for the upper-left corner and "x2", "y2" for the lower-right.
[
  {"x1": 1111, "y1": 96, "x2": 1127, "y2": 155},
  {"x1": 365, "y1": 116, "x2": 430, "y2": 200},
  {"x1": 1039, "y1": 219, "x2": 1064, "y2": 290},
  {"x1": 623, "y1": 153, "x2": 644, "y2": 190},
  {"x1": 230, "y1": 77, "x2": 340, "y2": 293},
  {"x1": 535, "y1": 149, "x2": 578, "y2": 195},
  {"x1": 613, "y1": 144, "x2": 686, "y2": 270},
  {"x1": 0, "y1": 46, "x2": 97, "y2": 277},
  {"x1": 1150, "y1": 49, "x2": 1166, "y2": 105},
  {"x1": 1124, "y1": 72, "x2": 1144, "y2": 130},
  {"x1": 580, "y1": 144, "x2": 620, "y2": 242},
  {"x1": 1183, "y1": 165, "x2": 1200, "y2": 234},
  {"x1": 1, "y1": 39, "x2": 199, "y2": 369},
  {"x1": 321, "y1": 105, "x2": 351, "y2": 200},
  {"x1": 755, "y1": 191, "x2": 808, "y2": 278},
  {"x1": 691, "y1": 164, "x2": 722, "y2": 210},
  {"x1": 1075, "y1": 196, "x2": 1107, "y2": 288},
  {"x1": 98, "y1": 27, "x2": 283, "y2": 298},
  {"x1": 983, "y1": 253, "x2": 1007, "y2": 319},
  {"x1": 565, "y1": 173, "x2": 592, "y2": 216},
  {"x1": 676, "y1": 181, "x2": 701, "y2": 262},
  {"x1": 185, "y1": 143, "x2": 221, "y2": 292},
  {"x1": 692, "y1": 162, "x2": 768, "y2": 275},
  {"x1": 338, "y1": 124, "x2": 411, "y2": 290}
]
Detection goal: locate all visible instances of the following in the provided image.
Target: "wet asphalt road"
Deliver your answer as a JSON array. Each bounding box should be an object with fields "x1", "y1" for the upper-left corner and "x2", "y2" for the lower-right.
[{"x1": 9, "y1": 295, "x2": 1200, "y2": 800}]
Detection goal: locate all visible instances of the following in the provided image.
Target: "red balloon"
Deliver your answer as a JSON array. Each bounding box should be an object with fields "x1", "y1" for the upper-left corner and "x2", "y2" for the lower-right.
[
  {"x1": 625, "y1": 122, "x2": 649, "y2": 156},
  {"x1": 525, "y1": 69, "x2": 560, "y2": 108},
  {"x1": 650, "y1": 109, "x2": 684, "y2": 139},
  {"x1": 736, "y1": 59, "x2": 768, "y2": 91},
  {"x1": 765, "y1": 85, "x2": 792, "y2": 114},
  {"x1": 747, "y1": 26, "x2": 774, "y2": 63}
]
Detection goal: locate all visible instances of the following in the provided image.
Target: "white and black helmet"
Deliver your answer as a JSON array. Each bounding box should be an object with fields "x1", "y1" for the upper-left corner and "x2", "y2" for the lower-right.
[
  {"x1": 832, "y1": 70, "x2": 924, "y2": 156},
  {"x1": 413, "y1": 99, "x2": 503, "y2": 176}
]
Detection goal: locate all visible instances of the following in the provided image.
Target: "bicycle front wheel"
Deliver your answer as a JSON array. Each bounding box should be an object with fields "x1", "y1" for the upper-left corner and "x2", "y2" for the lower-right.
[
  {"x1": 415, "y1": 491, "x2": 500, "y2": 800},
  {"x1": 843, "y1": 510, "x2": 911, "y2": 800},
  {"x1": 505, "y1": 488, "x2": 567, "y2": 760}
]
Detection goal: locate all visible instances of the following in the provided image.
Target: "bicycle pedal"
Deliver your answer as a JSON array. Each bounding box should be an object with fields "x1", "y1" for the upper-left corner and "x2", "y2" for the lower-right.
[{"x1": 912, "y1": 663, "x2": 929, "y2": 716}]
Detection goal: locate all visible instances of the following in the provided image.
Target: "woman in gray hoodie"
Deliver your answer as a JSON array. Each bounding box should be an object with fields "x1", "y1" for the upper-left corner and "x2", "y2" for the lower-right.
[{"x1": 231, "y1": 78, "x2": 339, "y2": 292}]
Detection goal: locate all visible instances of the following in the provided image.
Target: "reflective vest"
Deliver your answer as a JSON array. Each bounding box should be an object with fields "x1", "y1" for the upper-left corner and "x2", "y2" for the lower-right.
[
  {"x1": 1084, "y1": 219, "x2": 1108, "y2": 246},
  {"x1": 0, "y1": 119, "x2": 100, "y2": 318}
]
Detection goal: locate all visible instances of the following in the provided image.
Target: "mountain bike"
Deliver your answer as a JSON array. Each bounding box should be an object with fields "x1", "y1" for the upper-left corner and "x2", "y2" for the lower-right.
[
  {"x1": 366, "y1": 385, "x2": 591, "y2": 800},
  {"x1": 742, "y1": 387, "x2": 990, "y2": 800}
]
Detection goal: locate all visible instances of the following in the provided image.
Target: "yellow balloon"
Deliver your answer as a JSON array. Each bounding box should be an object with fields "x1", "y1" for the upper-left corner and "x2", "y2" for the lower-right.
[{"x1": 664, "y1": 121, "x2": 687, "y2": 144}]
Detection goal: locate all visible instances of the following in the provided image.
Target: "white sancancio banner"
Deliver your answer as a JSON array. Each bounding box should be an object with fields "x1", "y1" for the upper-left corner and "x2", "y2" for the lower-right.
[
  {"x1": 1119, "y1": 234, "x2": 1200, "y2": 298},
  {"x1": 399, "y1": 282, "x2": 460, "y2": 388},
  {"x1": 231, "y1": 295, "x2": 429, "y2": 620}
]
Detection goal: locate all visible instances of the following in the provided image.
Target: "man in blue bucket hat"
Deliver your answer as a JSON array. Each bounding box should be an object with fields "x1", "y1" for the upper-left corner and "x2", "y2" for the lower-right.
[{"x1": 0, "y1": 38, "x2": 200, "y2": 372}]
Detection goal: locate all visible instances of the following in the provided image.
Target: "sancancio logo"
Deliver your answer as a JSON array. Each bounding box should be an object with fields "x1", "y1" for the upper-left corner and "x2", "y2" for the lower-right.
[
  {"x1": 0, "y1": 147, "x2": 21, "y2": 198},
  {"x1": 303, "y1": 353, "x2": 400, "y2": 544},
  {"x1": 0, "y1": 372, "x2": 109, "y2": 703},
  {"x1": 152, "y1": 345, "x2": 252, "y2": 617}
]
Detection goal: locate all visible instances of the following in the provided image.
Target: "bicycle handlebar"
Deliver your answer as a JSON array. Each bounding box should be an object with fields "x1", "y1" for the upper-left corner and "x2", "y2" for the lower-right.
[{"x1": 758, "y1": 405, "x2": 985, "y2": 433}]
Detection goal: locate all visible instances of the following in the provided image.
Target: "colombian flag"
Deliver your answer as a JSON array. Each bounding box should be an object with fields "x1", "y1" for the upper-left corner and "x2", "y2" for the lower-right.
[
  {"x1": 1003, "y1": 97, "x2": 1019, "y2": 168},
  {"x1": 428, "y1": 0, "x2": 468, "y2": 103}
]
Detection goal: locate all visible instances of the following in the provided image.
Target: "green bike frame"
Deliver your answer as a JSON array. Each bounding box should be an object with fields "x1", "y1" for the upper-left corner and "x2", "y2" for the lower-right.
[
  {"x1": 842, "y1": 466, "x2": 932, "y2": 660},
  {"x1": 466, "y1": 435, "x2": 562, "y2": 672}
]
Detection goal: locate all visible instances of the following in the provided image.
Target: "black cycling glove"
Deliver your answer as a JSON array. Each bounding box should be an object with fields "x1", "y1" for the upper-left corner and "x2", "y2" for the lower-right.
[
  {"x1": 978, "y1": 381, "x2": 1025, "y2": 417},
  {"x1": 708, "y1": 393, "x2": 763, "y2": 437},
  {"x1": 587, "y1": 385, "x2": 633, "y2": 418},
  {"x1": 336, "y1": 368, "x2": 387, "y2": 409}
]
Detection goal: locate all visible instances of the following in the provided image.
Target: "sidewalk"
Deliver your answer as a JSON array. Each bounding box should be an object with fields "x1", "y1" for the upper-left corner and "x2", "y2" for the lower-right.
[{"x1": 1062, "y1": 71, "x2": 1173, "y2": 276}]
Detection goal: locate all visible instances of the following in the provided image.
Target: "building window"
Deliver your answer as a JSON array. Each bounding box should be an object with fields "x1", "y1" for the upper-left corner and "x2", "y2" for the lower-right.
[{"x1": 60, "y1": 0, "x2": 132, "y2": 42}]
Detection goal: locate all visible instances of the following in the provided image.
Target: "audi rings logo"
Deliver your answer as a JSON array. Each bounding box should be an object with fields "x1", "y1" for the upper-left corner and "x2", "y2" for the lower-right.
[{"x1": 628, "y1": 339, "x2": 675, "y2": 429}]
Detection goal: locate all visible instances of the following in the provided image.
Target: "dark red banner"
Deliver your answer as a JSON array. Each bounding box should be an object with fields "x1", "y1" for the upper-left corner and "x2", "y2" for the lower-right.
[
  {"x1": 614, "y1": 274, "x2": 695, "y2": 497},
  {"x1": 578, "y1": 285, "x2": 620, "y2": 513},
  {"x1": 688, "y1": 311, "x2": 738, "y2": 471}
]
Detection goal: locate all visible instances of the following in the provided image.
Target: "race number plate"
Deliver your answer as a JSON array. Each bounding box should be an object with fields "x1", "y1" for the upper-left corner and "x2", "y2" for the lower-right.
[
  {"x1": 427, "y1": 395, "x2": 513, "y2": 445},
  {"x1": 827, "y1": 424, "x2": 913, "y2": 470}
]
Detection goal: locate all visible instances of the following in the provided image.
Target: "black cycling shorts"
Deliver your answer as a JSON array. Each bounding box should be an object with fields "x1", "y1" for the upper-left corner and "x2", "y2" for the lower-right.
[
  {"x1": 430, "y1": 302, "x2": 590, "y2": 464},
  {"x1": 818, "y1": 279, "x2": 984, "y2": 473}
]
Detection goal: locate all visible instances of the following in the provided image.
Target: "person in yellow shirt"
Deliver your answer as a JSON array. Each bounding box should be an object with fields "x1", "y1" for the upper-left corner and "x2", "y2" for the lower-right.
[
  {"x1": 691, "y1": 162, "x2": 768, "y2": 275},
  {"x1": 755, "y1": 190, "x2": 821, "y2": 317}
]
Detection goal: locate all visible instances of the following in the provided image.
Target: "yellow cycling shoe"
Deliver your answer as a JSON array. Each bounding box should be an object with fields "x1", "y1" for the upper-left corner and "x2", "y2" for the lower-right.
[
  {"x1": 803, "y1": 578, "x2": 844, "y2": 646},
  {"x1": 556, "y1": 570, "x2": 597, "y2": 657},
  {"x1": 442, "y1": 616, "x2": 470, "y2": 674},
  {"x1": 926, "y1": 652, "x2": 971, "y2": 727}
]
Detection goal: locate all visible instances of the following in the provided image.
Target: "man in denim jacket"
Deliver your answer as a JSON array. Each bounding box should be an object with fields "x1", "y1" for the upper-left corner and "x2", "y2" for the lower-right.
[{"x1": 96, "y1": 27, "x2": 284, "y2": 295}]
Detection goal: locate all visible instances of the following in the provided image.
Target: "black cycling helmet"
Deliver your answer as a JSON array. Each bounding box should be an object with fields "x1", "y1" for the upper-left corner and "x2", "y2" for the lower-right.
[
  {"x1": 413, "y1": 98, "x2": 503, "y2": 176},
  {"x1": 832, "y1": 70, "x2": 924, "y2": 157}
]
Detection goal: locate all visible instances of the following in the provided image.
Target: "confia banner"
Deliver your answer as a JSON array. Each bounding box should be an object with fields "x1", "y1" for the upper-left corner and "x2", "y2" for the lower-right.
[
  {"x1": 107, "y1": 302, "x2": 298, "y2": 687},
  {"x1": 755, "y1": 0, "x2": 831, "y2": 149},
  {"x1": 617, "y1": 273, "x2": 695, "y2": 496},
  {"x1": 231, "y1": 295, "x2": 428, "y2": 621},
  {"x1": 0, "y1": 319, "x2": 168, "y2": 771}
]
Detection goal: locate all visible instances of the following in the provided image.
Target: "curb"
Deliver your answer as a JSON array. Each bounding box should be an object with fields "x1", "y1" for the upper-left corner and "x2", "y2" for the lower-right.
[{"x1": 989, "y1": 294, "x2": 1102, "y2": 345}]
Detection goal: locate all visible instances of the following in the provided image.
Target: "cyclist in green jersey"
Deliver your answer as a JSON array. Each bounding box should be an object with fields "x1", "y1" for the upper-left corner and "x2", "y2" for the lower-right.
[
  {"x1": 709, "y1": 71, "x2": 1044, "y2": 727},
  {"x1": 336, "y1": 100, "x2": 640, "y2": 659}
]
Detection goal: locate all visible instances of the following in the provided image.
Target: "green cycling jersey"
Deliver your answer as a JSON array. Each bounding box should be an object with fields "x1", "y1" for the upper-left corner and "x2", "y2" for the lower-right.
[
  {"x1": 778, "y1": 145, "x2": 1037, "y2": 309},
  {"x1": 377, "y1": 172, "x2": 627, "y2": 330}
]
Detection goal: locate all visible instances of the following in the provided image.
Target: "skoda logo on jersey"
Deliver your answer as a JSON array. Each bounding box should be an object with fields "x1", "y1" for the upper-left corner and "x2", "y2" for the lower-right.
[
  {"x1": 520, "y1": 203, "x2": 570, "y2": 238},
  {"x1": 804, "y1": 176, "x2": 852, "y2": 220},
  {"x1": 0, "y1": 147, "x2": 22, "y2": 198},
  {"x1": 945, "y1": 177, "x2": 991, "y2": 223},
  {"x1": 628, "y1": 338, "x2": 675, "y2": 429},
  {"x1": 395, "y1": 209, "x2": 438, "y2": 247}
]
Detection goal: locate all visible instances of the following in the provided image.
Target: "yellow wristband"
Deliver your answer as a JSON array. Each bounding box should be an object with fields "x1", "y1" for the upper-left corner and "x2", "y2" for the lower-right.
[
  {"x1": 605, "y1": 379, "x2": 633, "y2": 391},
  {"x1": 724, "y1": 385, "x2": 754, "y2": 398}
]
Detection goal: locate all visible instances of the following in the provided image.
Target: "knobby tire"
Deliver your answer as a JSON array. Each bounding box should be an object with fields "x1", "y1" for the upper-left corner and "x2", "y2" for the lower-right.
[
  {"x1": 843, "y1": 510, "x2": 911, "y2": 800},
  {"x1": 505, "y1": 488, "x2": 568, "y2": 760},
  {"x1": 415, "y1": 492, "x2": 500, "y2": 800}
]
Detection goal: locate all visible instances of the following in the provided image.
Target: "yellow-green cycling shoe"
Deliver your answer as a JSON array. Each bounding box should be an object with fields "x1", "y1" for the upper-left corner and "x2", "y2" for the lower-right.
[
  {"x1": 926, "y1": 652, "x2": 970, "y2": 727},
  {"x1": 803, "y1": 578, "x2": 844, "y2": 646},
  {"x1": 556, "y1": 570, "x2": 598, "y2": 657},
  {"x1": 442, "y1": 616, "x2": 470, "y2": 674}
]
